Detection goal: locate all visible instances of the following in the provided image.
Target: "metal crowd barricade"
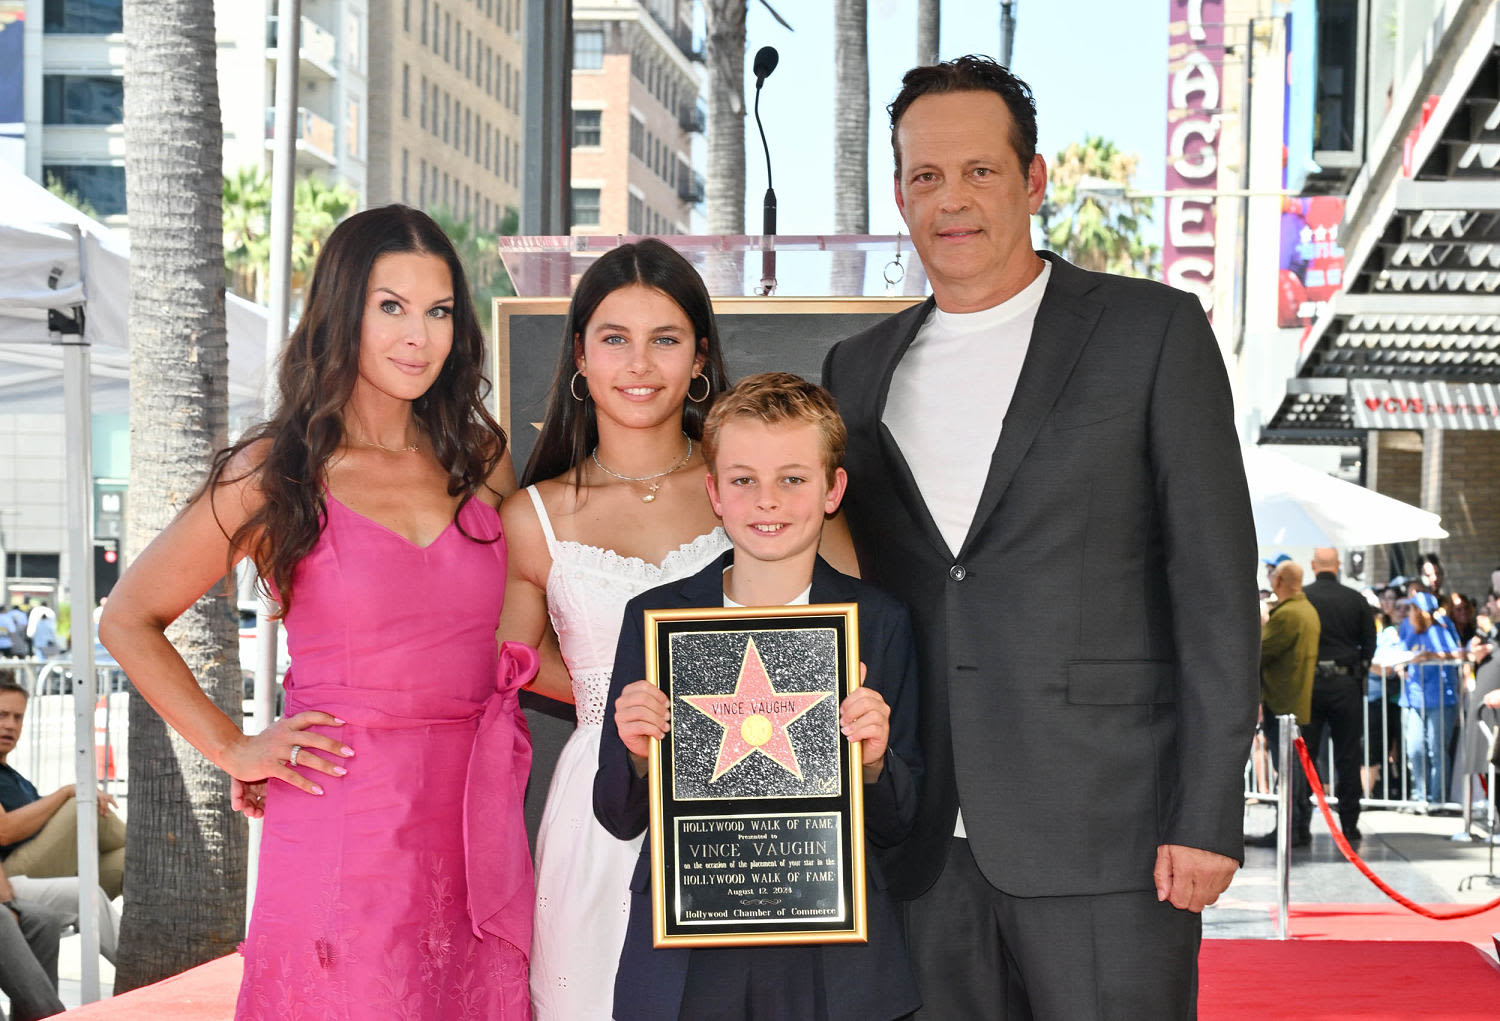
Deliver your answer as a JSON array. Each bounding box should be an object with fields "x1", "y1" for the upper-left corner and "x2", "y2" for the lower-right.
[
  {"x1": 1245, "y1": 660, "x2": 1494, "y2": 840},
  {"x1": 1, "y1": 657, "x2": 131, "y2": 802}
]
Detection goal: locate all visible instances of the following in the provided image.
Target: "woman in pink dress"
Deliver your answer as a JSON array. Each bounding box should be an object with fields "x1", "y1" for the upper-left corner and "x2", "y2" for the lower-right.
[{"x1": 100, "y1": 206, "x2": 536, "y2": 1018}]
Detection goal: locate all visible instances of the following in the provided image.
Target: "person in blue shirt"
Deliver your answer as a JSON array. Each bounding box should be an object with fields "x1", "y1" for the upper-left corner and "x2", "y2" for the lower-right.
[{"x1": 1398, "y1": 592, "x2": 1462, "y2": 804}]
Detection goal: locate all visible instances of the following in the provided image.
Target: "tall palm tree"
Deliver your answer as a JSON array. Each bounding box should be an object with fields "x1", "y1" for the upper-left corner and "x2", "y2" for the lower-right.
[
  {"x1": 222, "y1": 164, "x2": 271, "y2": 300},
  {"x1": 117, "y1": 0, "x2": 247, "y2": 990},
  {"x1": 1044, "y1": 135, "x2": 1158, "y2": 278},
  {"x1": 917, "y1": 0, "x2": 940, "y2": 65},
  {"x1": 832, "y1": 0, "x2": 868, "y2": 295}
]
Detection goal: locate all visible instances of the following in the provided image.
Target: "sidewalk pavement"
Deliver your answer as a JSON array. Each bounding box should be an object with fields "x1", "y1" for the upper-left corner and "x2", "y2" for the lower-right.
[{"x1": 1209, "y1": 800, "x2": 1500, "y2": 954}]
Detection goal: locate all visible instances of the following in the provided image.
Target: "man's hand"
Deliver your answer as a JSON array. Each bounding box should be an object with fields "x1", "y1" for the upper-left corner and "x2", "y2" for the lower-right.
[
  {"x1": 1153, "y1": 844, "x2": 1236, "y2": 913},
  {"x1": 1484, "y1": 688, "x2": 1500, "y2": 711},
  {"x1": 614, "y1": 680, "x2": 669, "y2": 775}
]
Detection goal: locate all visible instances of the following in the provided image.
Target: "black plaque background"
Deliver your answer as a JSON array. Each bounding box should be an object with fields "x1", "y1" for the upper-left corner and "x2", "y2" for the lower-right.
[{"x1": 649, "y1": 610, "x2": 863, "y2": 945}]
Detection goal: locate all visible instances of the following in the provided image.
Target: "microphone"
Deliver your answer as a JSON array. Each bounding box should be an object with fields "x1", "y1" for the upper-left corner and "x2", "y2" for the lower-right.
[
  {"x1": 752, "y1": 46, "x2": 778, "y2": 296},
  {"x1": 753, "y1": 45, "x2": 779, "y2": 84}
]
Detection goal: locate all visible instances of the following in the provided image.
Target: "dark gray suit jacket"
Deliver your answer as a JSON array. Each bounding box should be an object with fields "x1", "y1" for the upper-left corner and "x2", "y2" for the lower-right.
[{"x1": 822, "y1": 251, "x2": 1260, "y2": 902}]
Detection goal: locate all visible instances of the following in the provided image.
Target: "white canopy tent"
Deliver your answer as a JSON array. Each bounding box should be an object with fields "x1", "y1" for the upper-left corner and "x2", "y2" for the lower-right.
[
  {"x1": 0, "y1": 161, "x2": 273, "y2": 997},
  {"x1": 1244, "y1": 446, "x2": 1450, "y2": 547},
  {"x1": 0, "y1": 162, "x2": 271, "y2": 416}
]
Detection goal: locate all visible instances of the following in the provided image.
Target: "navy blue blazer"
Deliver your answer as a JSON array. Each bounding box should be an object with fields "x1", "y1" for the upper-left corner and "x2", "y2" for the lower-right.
[{"x1": 593, "y1": 551, "x2": 923, "y2": 1021}]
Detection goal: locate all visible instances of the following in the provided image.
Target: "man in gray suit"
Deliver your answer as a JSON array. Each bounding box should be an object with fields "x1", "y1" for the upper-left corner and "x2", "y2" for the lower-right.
[{"x1": 822, "y1": 56, "x2": 1259, "y2": 1019}]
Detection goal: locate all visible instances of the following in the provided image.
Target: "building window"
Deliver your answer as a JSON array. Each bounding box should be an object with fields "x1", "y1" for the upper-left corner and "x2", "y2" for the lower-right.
[
  {"x1": 420, "y1": 159, "x2": 427, "y2": 206},
  {"x1": 628, "y1": 193, "x2": 643, "y2": 234},
  {"x1": 443, "y1": 92, "x2": 450, "y2": 143},
  {"x1": 431, "y1": 83, "x2": 440, "y2": 135},
  {"x1": 42, "y1": 75, "x2": 123, "y2": 125},
  {"x1": 421, "y1": 0, "x2": 428, "y2": 44},
  {"x1": 503, "y1": 0, "x2": 511, "y2": 33},
  {"x1": 572, "y1": 109, "x2": 601, "y2": 148},
  {"x1": 574, "y1": 27, "x2": 604, "y2": 70},
  {"x1": 503, "y1": 133, "x2": 511, "y2": 182},
  {"x1": 465, "y1": 29, "x2": 472, "y2": 80},
  {"x1": 404, "y1": 0, "x2": 411, "y2": 33},
  {"x1": 43, "y1": 164, "x2": 125, "y2": 215},
  {"x1": 402, "y1": 149, "x2": 409, "y2": 202},
  {"x1": 346, "y1": 98, "x2": 361, "y2": 159},
  {"x1": 572, "y1": 188, "x2": 601, "y2": 227},
  {"x1": 464, "y1": 107, "x2": 471, "y2": 157},
  {"x1": 502, "y1": 60, "x2": 511, "y2": 110},
  {"x1": 403, "y1": 65, "x2": 411, "y2": 119},
  {"x1": 484, "y1": 44, "x2": 492, "y2": 95},
  {"x1": 629, "y1": 115, "x2": 644, "y2": 161},
  {"x1": 344, "y1": 11, "x2": 362, "y2": 72},
  {"x1": 444, "y1": 11, "x2": 452, "y2": 63},
  {"x1": 44, "y1": 0, "x2": 122, "y2": 33},
  {"x1": 512, "y1": 66, "x2": 519, "y2": 113}
]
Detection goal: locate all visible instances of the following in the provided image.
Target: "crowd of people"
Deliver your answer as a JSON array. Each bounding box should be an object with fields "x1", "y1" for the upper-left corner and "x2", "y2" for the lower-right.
[
  {"x1": 1254, "y1": 549, "x2": 1500, "y2": 848},
  {"x1": 2, "y1": 53, "x2": 1263, "y2": 1021},
  {"x1": 0, "y1": 603, "x2": 63, "y2": 661}
]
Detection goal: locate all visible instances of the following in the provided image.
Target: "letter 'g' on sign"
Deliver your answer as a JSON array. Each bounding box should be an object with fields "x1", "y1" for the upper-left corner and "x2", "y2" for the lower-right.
[{"x1": 1170, "y1": 118, "x2": 1220, "y2": 179}]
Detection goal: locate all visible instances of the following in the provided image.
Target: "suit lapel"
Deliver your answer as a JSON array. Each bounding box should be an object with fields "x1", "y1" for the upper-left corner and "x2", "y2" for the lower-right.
[{"x1": 957, "y1": 254, "x2": 1103, "y2": 559}]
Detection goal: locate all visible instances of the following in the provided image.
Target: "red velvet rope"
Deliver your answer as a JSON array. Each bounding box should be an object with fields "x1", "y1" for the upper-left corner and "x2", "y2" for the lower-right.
[{"x1": 1292, "y1": 735, "x2": 1500, "y2": 919}]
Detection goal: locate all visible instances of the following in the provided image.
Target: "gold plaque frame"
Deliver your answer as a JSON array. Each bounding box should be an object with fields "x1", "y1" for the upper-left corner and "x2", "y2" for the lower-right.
[{"x1": 643, "y1": 603, "x2": 866, "y2": 948}]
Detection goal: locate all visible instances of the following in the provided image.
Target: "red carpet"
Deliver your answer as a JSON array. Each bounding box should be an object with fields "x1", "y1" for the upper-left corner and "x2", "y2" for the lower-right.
[
  {"x1": 1200, "y1": 939, "x2": 1500, "y2": 1019},
  {"x1": 1276, "y1": 901, "x2": 1500, "y2": 947},
  {"x1": 62, "y1": 939, "x2": 1500, "y2": 1018},
  {"x1": 65, "y1": 956, "x2": 239, "y2": 1019}
]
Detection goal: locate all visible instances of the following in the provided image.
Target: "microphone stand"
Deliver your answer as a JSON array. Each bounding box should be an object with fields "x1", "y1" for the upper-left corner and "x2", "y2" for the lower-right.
[{"x1": 754, "y1": 77, "x2": 776, "y2": 296}]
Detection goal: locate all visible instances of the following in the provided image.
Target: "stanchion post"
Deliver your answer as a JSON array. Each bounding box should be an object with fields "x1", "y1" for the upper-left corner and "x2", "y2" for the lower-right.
[
  {"x1": 1276, "y1": 714, "x2": 1294, "y2": 940},
  {"x1": 1454, "y1": 665, "x2": 1475, "y2": 842}
]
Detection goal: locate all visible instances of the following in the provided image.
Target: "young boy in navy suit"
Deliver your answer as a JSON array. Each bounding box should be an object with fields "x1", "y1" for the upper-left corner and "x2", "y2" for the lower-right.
[{"x1": 594, "y1": 372, "x2": 923, "y2": 1021}]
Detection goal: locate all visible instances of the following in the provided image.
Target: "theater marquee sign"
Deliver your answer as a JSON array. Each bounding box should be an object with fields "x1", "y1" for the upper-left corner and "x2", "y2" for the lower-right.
[
  {"x1": 1166, "y1": 0, "x2": 1222, "y2": 315},
  {"x1": 1350, "y1": 380, "x2": 1500, "y2": 430}
]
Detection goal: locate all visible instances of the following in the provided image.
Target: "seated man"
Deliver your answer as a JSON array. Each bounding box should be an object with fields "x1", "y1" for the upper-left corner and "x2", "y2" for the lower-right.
[
  {"x1": 0, "y1": 681, "x2": 125, "y2": 901},
  {"x1": 0, "y1": 862, "x2": 66, "y2": 1021}
]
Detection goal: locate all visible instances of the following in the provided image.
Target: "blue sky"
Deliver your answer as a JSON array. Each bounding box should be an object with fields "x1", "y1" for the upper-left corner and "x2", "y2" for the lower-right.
[{"x1": 740, "y1": 0, "x2": 1167, "y2": 239}]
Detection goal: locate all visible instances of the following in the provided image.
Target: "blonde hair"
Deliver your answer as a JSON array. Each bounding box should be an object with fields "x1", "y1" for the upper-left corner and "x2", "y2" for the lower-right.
[{"x1": 702, "y1": 372, "x2": 847, "y2": 485}]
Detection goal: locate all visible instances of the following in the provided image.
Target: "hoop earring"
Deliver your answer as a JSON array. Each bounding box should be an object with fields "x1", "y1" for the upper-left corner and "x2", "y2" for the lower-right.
[
  {"x1": 687, "y1": 374, "x2": 711, "y2": 404},
  {"x1": 570, "y1": 371, "x2": 588, "y2": 401}
]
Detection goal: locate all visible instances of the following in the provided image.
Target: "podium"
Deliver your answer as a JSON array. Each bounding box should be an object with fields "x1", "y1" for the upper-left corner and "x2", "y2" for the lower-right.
[{"x1": 494, "y1": 234, "x2": 929, "y2": 468}]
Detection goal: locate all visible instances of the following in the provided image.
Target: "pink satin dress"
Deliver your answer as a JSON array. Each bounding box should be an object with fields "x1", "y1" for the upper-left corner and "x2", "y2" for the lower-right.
[{"x1": 236, "y1": 494, "x2": 537, "y2": 1020}]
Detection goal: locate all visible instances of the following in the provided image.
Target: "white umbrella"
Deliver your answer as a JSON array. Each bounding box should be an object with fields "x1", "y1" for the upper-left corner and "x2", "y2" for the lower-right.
[{"x1": 1243, "y1": 446, "x2": 1449, "y2": 547}]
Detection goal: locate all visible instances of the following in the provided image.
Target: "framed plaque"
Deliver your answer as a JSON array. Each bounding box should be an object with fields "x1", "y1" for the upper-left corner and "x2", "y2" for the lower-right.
[{"x1": 644, "y1": 603, "x2": 866, "y2": 948}]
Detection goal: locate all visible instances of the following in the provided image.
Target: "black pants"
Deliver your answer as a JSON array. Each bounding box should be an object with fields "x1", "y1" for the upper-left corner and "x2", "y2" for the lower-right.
[
  {"x1": 901, "y1": 838, "x2": 1200, "y2": 1021},
  {"x1": 1262, "y1": 710, "x2": 1311, "y2": 837},
  {"x1": 1305, "y1": 667, "x2": 1365, "y2": 833}
]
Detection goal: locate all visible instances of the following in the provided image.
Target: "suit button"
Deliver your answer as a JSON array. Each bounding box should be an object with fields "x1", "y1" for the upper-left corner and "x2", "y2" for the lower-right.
[{"x1": 949, "y1": 564, "x2": 967, "y2": 582}]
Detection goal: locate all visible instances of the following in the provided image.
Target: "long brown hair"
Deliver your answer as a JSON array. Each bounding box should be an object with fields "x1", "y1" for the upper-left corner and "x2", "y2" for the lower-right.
[
  {"x1": 521, "y1": 239, "x2": 730, "y2": 487},
  {"x1": 204, "y1": 205, "x2": 507, "y2": 613}
]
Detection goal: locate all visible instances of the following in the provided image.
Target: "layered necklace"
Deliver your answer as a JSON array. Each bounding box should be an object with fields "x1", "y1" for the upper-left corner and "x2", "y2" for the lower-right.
[{"x1": 591, "y1": 435, "x2": 693, "y2": 503}]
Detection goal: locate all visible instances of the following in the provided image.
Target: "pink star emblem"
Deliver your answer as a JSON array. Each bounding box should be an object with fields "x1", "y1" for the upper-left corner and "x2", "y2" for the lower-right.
[{"x1": 680, "y1": 637, "x2": 832, "y2": 782}]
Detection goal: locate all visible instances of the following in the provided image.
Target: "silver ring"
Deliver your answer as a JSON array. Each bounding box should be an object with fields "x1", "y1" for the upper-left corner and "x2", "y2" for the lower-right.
[{"x1": 289, "y1": 744, "x2": 302, "y2": 767}]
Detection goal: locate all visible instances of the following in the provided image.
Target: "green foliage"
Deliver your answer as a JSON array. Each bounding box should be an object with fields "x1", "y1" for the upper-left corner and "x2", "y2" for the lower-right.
[
  {"x1": 1043, "y1": 135, "x2": 1159, "y2": 278},
  {"x1": 220, "y1": 166, "x2": 358, "y2": 300},
  {"x1": 425, "y1": 205, "x2": 519, "y2": 336},
  {"x1": 44, "y1": 173, "x2": 100, "y2": 220}
]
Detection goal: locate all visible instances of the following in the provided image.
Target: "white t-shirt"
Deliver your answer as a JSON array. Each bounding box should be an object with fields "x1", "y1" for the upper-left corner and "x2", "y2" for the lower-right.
[
  {"x1": 882, "y1": 262, "x2": 1052, "y2": 840},
  {"x1": 881, "y1": 262, "x2": 1051, "y2": 557}
]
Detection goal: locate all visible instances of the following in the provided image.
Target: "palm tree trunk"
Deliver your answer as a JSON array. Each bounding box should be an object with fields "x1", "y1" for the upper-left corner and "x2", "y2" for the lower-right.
[
  {"x1": 703, "y1": 0, "x2": 747, "y2": 294},
  {"x1": 917, "y1": 0, "x2": 940, "y2": 65},
  {"x1": 117, "y1": 0, "x2": 247, "y2": 989},
  {"x1": 832, "y1": 0, "x2": 868, "y2": 295}
]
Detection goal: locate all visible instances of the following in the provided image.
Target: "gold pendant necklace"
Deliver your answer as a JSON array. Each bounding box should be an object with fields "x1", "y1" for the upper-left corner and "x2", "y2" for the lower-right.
[{"x1": 590, "y1": 436, "x2": 693, "y2": 503}]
